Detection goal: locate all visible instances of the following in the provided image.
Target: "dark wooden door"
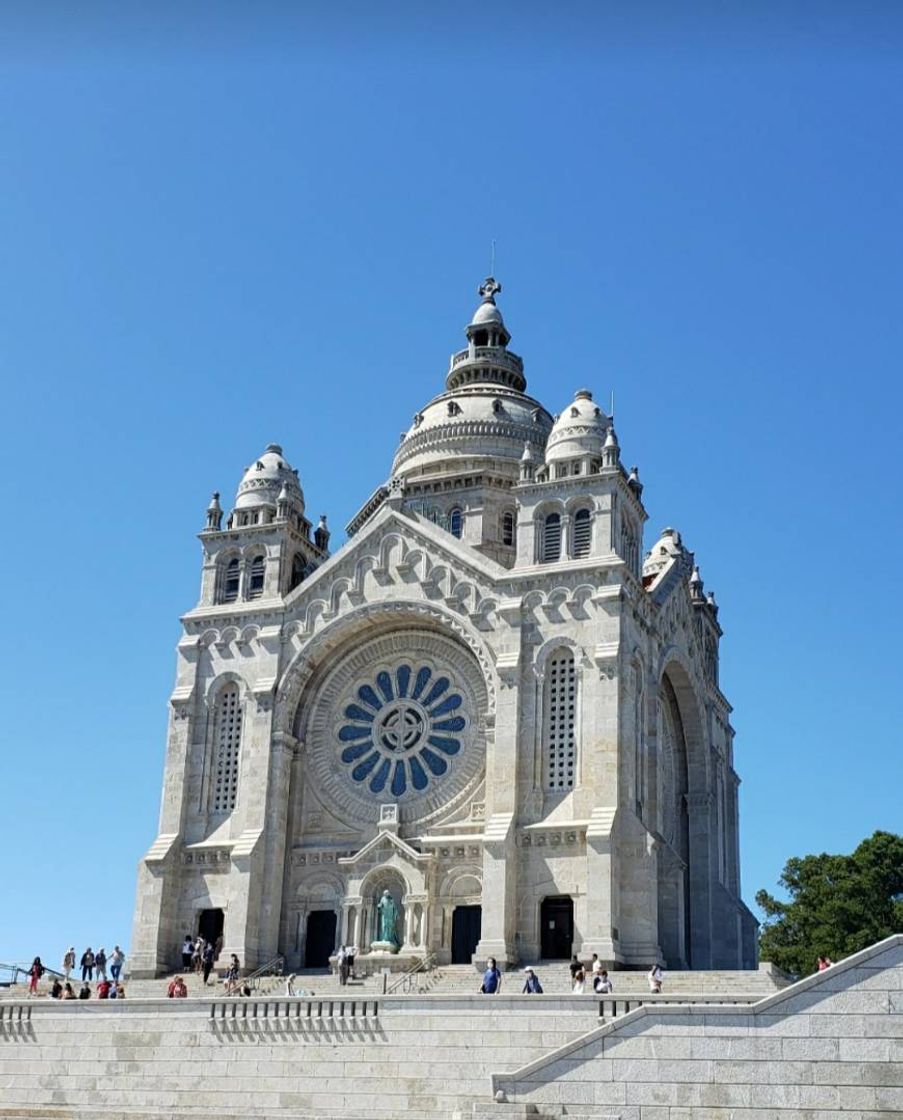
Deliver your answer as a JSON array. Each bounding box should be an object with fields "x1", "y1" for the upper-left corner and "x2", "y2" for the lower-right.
[
  {"x1": 540, "y1": 897, "x2": 574, "y2": 959},
  {"x1": 451, "y1": 905, "x2": 482, "y2": 964},
  {"x1": 198, "y1": 908, "x2": 224, "y2": 946},
  {"x1": 305, "y1": 910, "x2": 338, "y2": 968}
]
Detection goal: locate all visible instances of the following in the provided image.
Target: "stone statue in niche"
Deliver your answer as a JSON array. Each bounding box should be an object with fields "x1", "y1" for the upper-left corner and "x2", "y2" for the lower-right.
[{"x1": 371, "y1": 889, "x2": 401, "y2": 953}]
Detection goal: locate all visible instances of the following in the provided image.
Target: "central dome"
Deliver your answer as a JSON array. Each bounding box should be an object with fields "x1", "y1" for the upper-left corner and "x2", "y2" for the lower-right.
[{"x1": 392, "y1": 384, "x2": 552, "y2": 479}]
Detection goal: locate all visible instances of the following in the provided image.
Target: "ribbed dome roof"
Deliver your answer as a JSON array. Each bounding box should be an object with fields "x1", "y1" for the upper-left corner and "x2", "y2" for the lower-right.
[
  {"x1": 545, "y1": 389, "x2": 610, "y2": 463},
  {"x1": 391, "y1": 386, "x2": 552, "y2": 480},
  {"x1": 234, "y1": 443, "x2": 304, "y2": 511}
]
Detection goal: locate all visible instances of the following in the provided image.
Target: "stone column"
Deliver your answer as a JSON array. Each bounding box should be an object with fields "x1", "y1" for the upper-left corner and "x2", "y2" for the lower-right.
[
  {"x1": 130, "y1": 693, "x2": 196, "y2": 978},
  {"x1": 583, "y1": 807, "x2": 625, "y2": 965},
  {"x1": 687, "y1": 789, "x2": 714, "y2": 968}
]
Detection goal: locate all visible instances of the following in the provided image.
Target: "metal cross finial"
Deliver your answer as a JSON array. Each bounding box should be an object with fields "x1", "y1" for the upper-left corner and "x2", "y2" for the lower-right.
[{"x1": 479, "y1": 276, "x2": 502, "y2": 301}]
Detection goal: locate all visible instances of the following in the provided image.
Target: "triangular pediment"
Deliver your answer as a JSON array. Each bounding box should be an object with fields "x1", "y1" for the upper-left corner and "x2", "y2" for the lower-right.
[
  {"x1": 337, "y1": 827, "x2": 433, "y2": 867},
  {"x1": 282, "y1": 503, "x2": 507, "y2": 636}
]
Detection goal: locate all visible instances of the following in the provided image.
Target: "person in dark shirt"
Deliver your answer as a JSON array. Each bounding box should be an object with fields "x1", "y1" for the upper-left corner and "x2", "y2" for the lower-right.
[{"x1": 522, "y1": 967, "x2": 543, "y2": 994}]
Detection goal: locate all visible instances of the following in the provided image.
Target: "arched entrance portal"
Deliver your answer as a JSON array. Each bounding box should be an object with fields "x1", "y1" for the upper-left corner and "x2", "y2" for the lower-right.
[
  {"x1": 451, "y1": 905, "x2": 482, "y2": 963},
  {"x1": 540, "y1": 896, "x2": 574, "y2": 959},
  {"x1": 305, "y1": 910, "x2": 338, "y2": 967}
]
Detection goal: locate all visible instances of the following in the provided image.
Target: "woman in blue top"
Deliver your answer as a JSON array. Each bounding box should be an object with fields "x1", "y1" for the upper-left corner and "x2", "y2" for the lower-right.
[{"x1": 480, "y1": 957, "x2": 502, "y2": 994}]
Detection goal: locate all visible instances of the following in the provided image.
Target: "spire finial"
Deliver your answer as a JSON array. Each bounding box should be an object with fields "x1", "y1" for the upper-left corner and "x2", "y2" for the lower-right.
[{"x1": 479, "y1": 276, "x2": 501, "y2": 302}]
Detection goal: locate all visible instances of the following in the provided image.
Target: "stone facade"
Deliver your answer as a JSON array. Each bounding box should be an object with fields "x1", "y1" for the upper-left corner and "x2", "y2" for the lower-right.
[{"x1": 130, "y1": 278, "x2": 757, "y2": 979}]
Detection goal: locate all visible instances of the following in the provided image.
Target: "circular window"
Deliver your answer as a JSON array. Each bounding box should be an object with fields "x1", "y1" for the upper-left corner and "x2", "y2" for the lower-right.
[{"x1": 338, "y1": 664, "x2": 466, "y2": 797}]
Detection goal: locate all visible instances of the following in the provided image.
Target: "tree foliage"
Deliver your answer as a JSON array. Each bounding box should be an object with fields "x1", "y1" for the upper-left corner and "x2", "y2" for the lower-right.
[{"x1": 756, "y1": 830, "x2": 903, "y2": 977}]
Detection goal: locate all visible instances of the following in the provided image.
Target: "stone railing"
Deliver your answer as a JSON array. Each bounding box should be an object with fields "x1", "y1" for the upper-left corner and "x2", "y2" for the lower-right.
[
  {"x1": 210, "y1": 996, "x2": 378, "y2": 1020},
  {"x1": 597, "y1": 991, "x2": 760, "y2": 1018},
  {"x1": 450, "y1": 347, "x2": 524, "y2": 372}
]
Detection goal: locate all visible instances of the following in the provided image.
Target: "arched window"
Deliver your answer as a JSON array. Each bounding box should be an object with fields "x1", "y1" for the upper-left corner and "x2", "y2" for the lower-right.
[
  {"x1": 501, "y1": 509, "x2": 515, "y2": 547},
  {"x1": 541, "y1": 513, "x2": 561, "y2": 562},
  {"x1": 211, "y1": 685, "x2": 242, "y2": 813},
  {"x1": 544, "y1": 649, "x2": 577, "y2": 790},
  {"x1": 449, "y1": 508, "x2": 463, "y2": 539},
  {"x1": 221, "y1": 558, "x2": 240, "y2": 603},
  {"x1": 290, "y1": 553, "x2": 306, "y2": 592},
  {"x1": 247, "y1": 555, "x2": 265, "y2": 599},
  {"x1": 572, "y1": 509, "x2": 591, "y2": 558}
]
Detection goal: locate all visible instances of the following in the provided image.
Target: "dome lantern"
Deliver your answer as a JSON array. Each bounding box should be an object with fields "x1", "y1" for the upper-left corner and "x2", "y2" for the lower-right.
[{"x1": 446, "y1": 276, "x2": 526, "y2": 393}]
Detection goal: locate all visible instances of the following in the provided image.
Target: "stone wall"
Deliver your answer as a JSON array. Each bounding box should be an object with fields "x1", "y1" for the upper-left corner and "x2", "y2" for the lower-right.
[
  {"x1": 0, "y1": 994, "x2": 597, "y2": 1120},
  {"x1": 494, "y1": 934, "x2": 903, "y2": 1118}
]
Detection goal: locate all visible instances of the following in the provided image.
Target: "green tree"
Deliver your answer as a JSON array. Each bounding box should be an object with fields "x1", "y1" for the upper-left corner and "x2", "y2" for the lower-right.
[{"x1": 756, "y1": 830, "x2": 903, "y2": 977}]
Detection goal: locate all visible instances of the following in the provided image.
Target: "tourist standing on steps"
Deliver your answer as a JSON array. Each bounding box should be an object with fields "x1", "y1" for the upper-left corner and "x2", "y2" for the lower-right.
[
  {"x1": 225, "y1": 954, "x2": 240, "y2": 995},
  {"x1": 110, "y1": 946, "x2": 125, "y2": 981},
  {"x1": 95, "y1": 948, "x2": 107, "y2": 981},
  {"x1": 647, "y1": 963, "x2": 664, "y2": 993},
  {"x1": 572, "y1": 964, "x2": 586, "y2": 994},
  {"x1": 181, "y1": 935, "x2": 193, "y2": 970},
  {"x1": 522, "y1": 967, "x2": 543, "y2": 994},
  {"x1": 338, "y1": 946, "x2": 349, "y2": 986},
  {"x1": 62, "y1": 947, "x2": 76, "y2": 980},
  {"x1": 569, "y1": 955, "x2": 582, "y2": 982},
  {"x1": 80, "y1": 947, "x2": 95, "y2": 982},
  {"x1": 480, "y1": 957, "x2": 502, "y2": 994},
  {"x1": 193, "y1": 937, "x2": 204, "y2": 973},
  {"x1": 593, "y1": 969, "x2": 613, "y2": 994},
  {"x1": 201, "y1": 941, "x2": 215, "y2": 985},
  {"x1": 27, "y1": 957, "x2": 44, "y2": 995}
]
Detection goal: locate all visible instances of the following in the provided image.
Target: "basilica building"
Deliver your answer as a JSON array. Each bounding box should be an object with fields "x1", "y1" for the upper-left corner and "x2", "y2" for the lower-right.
[{"x1": 130, "y1": 279, "x2": 758, "y2": 978}]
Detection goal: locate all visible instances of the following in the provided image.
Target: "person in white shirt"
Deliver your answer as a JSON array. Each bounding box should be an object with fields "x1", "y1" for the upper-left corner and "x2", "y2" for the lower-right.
[{"x1": 647, "y1": 963, "x2": 664, "y2": 993}]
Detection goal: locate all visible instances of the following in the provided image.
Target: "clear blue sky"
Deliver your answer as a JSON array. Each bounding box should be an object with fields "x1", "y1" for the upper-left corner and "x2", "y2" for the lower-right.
[{"x1": 1, "y1": 2, "x2": 900, "y2": 965}]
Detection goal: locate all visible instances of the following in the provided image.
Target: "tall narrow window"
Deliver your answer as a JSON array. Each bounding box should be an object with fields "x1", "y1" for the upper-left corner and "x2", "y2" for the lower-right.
[
  {"x1": 545, "y1": 650, "x2": 577, "y2": 790},
  {"x1": 501, "y1": 510, "x2": 515, "y2": 547},
  {"x1": 247, "y1": 555, "x2": 265, "y2": 599},
  {"x1": 221, "y1": 558, "x2": 240, "y2": 603},
  {"x1": 449, "y1": 508, "x2": 463, "y2": 538},
  {"x1": 572, "y1": 509, "x2": 591, "y2": 558},
  {"x1": 212, "y1": 685, "x2": 242, "y2": 813},
  {"x1": 290, "y1": 553, "x2": 306, "y2": 591},
  {"x1": 541, "y1": 513, "x2": 561, "y2": 562}
]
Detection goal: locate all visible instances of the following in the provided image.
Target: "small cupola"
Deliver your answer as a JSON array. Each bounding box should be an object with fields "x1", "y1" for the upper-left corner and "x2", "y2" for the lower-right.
[
  {"x1": 446, "y1": 277, "x2": 526, "y2": 392},
  {"x1": 465, "y1": 277, "x2": 511, "y2": 349}
]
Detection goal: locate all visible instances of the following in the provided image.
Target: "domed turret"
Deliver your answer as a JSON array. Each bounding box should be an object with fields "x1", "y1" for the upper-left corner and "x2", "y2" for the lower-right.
[
  {"x1": 545, "y1": 389, "x2": 610, "y2": 464},
  {"x1": 234, "y1": 443, "x2": 304, "y2": 517}
]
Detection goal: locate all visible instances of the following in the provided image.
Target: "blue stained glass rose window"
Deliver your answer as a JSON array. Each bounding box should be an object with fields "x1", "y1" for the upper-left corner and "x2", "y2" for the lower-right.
[{"x1": 338, "y1": 663, "x2": 466, "y2": 796}]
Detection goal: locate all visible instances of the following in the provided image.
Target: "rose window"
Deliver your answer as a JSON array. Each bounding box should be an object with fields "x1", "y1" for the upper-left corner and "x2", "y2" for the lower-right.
[{"x1": 337, "y1": 664, "x2": 466, "y2": 796}]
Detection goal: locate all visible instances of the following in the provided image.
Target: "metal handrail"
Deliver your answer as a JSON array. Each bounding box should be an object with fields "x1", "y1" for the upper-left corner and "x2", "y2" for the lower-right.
[
  {"x1": 384, "y1": 952, "x2": 437, "y2": 994},
  {"x1": 242, "y1": 954, "x2": 285, "y2": 990}
]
